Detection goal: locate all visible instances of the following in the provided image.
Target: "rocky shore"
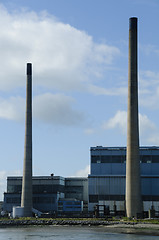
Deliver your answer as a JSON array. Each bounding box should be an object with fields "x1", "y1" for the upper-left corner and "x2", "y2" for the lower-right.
[
  {"x1": 0, "y1": 218, "x2": 158, "y2": 226},
  {"x1": 0, "y1": 219, "x2": 111, "y2": 227},
  {"x1": 0, "y1": 218, "x2": 159, "y2": 235}
]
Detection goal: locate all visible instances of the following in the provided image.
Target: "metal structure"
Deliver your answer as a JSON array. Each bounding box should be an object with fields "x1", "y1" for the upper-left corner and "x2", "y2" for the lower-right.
[
  {"x1": 126, "y1": 17, "x2": 142, "y2": 218},
  {"x1": 4, "y1": 176, "x2": 88, "y2": 214},
  {"x1": 21, "y1": 63, "x2": 33, "y2": 217},
  {"x1": 88, "y1": 146, "x2": 159, "y2": 214}
]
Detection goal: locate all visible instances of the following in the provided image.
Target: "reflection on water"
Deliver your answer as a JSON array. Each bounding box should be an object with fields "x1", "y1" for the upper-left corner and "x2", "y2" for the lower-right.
[{"x1": 0, "y1": 226, "x2": 158, "y2": 240}]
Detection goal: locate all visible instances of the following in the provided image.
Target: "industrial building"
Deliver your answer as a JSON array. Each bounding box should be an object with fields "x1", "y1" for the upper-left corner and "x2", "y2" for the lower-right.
[
  {"x1": 88, "y1": 146, "x2": 159, "y2": 216},
  {"x1": 3, "y1": 176, "x2": 88, "y2": 216},
  {"x1": 3, "y1": 145, "x2": 159, "y2": 217}
]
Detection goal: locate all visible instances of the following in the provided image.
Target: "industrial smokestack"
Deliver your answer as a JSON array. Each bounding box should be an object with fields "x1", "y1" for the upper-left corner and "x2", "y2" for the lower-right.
[
  {"x1": 21, "y1": 63, "x2": 33, "y2": 217},
  {"x1": 126, "y1": 18, "x2": 142, "y2": 218}
]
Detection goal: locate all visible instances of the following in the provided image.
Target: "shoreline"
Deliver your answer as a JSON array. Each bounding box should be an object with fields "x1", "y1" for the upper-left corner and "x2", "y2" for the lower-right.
[{"x1": 0, "y1": 219, "x2": 159, "y2": 235}]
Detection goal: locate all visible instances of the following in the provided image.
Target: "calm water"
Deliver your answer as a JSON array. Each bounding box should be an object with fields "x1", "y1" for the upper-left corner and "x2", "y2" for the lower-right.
[{"x1": 0, "y1": 226, "x2": 158, "y2": 240}]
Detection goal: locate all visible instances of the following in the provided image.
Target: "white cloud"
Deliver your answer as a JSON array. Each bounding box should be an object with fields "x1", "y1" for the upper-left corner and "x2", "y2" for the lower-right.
[
  {"x1": 0, "y1": 96, "x2": 25, "y2": 121},
  {"x1": 75, "y1": 165, "x2": 90, "y2": 177},
  {"x1": 139, "y1": 113, "x2": 156, "y2": 136},
  {"x1": 33, "y1": 93, "x2": 84, "y2": 126},
  {"x1": 0, "y1": 5, "x2": 120, "y2": 92},
  {"x1": 87, "y1": 84, "x2": 127, "y2": 96},
  {"x1": 84, "y1": 128, "x2": 95, "y2": 135},
  {"x1": 0, "y1": 93, "x2": 84, "y2": 126},
  {"x1": 140, "y1": 89, "x2": 159, "y2": 109},
  {"x1": 147, "y1": 135, "x2": 159, "y2": 145},
  {"x1": 140, "y1": 44, "x2": 159, "y2": 56},
  {"x1": 139, "y1": 70, "x2": 159, "y2": 109},
  {"x1": 102, "y1": 110, "x2": 127, "y2": 134},
  {"x1": 102, "y1": 110, "x2": 157, "y2": 144},
  {"x1": 140, "y1": 70, "x2": 159, "y2": 89}
]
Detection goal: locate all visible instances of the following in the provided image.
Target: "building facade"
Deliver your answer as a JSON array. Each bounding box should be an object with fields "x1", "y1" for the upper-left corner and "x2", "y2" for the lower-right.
[
  {"x1": 3, "y1": 176, "x2": 88, "y2": 215},
  {"x1": 88, "y1": 146, "x2": 159, "y2": 214},
  {"x1": 3, "y1": 146, "x2": 159, "y2": 216},
  {"x1": 58, "y1": 199, "x2": 83, "y2": 215}
]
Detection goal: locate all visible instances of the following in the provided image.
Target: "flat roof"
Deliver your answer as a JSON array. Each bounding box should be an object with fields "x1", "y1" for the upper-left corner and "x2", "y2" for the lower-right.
[
  {"x1": 90, "y1": 146, "x2": 159, "y2": 150},
  {"x1": 7, "y1": 176, "x2": 65, "y2": 180}
]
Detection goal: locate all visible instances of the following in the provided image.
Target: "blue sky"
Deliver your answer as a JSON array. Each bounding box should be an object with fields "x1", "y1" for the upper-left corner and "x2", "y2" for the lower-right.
[{"x1": 0, "y1": 0, "x2": 159, "y2": 200}]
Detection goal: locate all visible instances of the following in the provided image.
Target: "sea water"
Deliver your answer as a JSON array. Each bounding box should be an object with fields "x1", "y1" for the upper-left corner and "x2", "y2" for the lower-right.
[{"x1": 0, "y1": 226, "x2": 158, "y2": 240}]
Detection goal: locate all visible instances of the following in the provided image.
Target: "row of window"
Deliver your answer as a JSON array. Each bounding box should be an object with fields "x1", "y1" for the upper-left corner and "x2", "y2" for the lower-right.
[
  {"x1": 8, "y1": 185, "x2": 65, "y2": 194},
  {"x1": 33, "y1": 197, "x2": 55, "y2": 204},
  {"x1": 89, "y1": 194, "x2": 159, "y2": 203},
  {"x1": 6, "y1": 197, "x2": 20, "y2": 204},
  {"x1": 58, "y1": 201, "x2": 81, "y2": 206},
  {"x1": 91, "y1": 155, "x2": 159, "y2": 163},
  {"x1": 6, "y1": 197, "x2": 55, "y2": 204},
  {"x1": 89, "y1": 194, "x2": 125, "y2": 203}
]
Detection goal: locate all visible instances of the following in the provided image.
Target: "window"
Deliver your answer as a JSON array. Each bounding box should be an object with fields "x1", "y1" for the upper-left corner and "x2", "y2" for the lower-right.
[
  {"x1": 152, "y1": 155, "x2": 159, "y2": 163},
  {"x1": 112, "y1": 156, "x2": 122, "y2": 163},
  {"x1": 6, "y1": 197, "x2": 20, "y2": 204},
  {"x1": 101, "y1": 156, "x2": 111, "y2": 163},
  {"x1": 33, "y1": 197, "x2": 55, "y2": 204},
  {"x1": 91, "y1": 156, "x2": 101, "y2": 163},
  {"x1": 147, "y1": 160, "x2": 151, "y2": 163},
  {"x1": 141, "y1": 155, "x2": 152, "y2": 163}
]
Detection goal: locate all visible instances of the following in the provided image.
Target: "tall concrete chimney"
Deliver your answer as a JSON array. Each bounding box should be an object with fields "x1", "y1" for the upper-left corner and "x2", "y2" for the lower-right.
[
  {"x1": 21, "y1": 63, "x2": 33, "y2": 217},
  {"x1": 126, "y1": 18, "x2": 142, "y2": 218}
]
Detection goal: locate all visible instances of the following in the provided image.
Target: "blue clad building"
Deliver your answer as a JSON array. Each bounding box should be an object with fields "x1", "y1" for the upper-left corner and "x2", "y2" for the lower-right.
[
  {"x1": 3, "y1": 176, "x2": 88, "y2": 215},
  {"x1": 3, "y1": 146, "x2": 159, "y2": 216},
  {"x1": 3, "y1": 176, "x2": 65, "y2": 214},
  {"x1": 58, "y1": 199, "x2": 83, "y2": 214},
  {"x1": 88, "y1": 146, "x2": 159, "y2": 213}
]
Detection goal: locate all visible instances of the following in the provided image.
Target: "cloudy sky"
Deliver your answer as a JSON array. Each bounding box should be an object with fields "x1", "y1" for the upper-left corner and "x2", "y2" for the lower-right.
[{"x1": 0, "y1": 0, "x2": 159, "y2": 200}]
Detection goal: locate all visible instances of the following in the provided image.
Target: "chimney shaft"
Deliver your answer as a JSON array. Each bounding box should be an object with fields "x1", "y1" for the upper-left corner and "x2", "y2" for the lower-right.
[
  {"x1": 21, "y1": 63, "x2": 33, "y2": 217},
  {"x1": 126, "y1": 18, "x2": 142, "y2": 218}
]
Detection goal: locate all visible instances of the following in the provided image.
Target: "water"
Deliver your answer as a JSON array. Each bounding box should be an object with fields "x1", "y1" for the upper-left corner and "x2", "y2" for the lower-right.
[{"x1": 0, "y1": 226, "x2": 158, "y2": 240}]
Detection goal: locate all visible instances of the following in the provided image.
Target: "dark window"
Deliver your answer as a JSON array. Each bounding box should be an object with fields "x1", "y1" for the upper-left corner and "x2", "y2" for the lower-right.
[
  {"x1": 142, "y1": 195, "x2": 159, "y2": 201},
  {"x1": 111, "y1": 156, "x2": 122, "y2": 163},
  {"x1": 7, "y1": 185, "x2": 22, "y2": 193},
  {"x1": 33, "y1": 197, "x2": 55, "y2": 204},
  {"x1": 91, "y1": 156, "x2": 101, "y2": 163},
  {"x1": 141, "y1": 155, "x2": 152, "y2": 163},
  {"x1": 152, "y1": 155, "x2": 159, "y2": 163},
  {"x1": 33, "y1": 185, "x2": 64, "y2": 194},
  {"x1": 89, "y1": 195, "x2": 125, "y2": 203},
  {"x1": 99, "y1": 195, "x2": 125, "y2": 201},
  {"x1": 101, "y1": 156, "x2": 111, "y2": 163},
  {"x1": 90, "y1": 194, "x2": 159, "y2": 203},
  {"x1": 91, "y1": 155, "x2": 126, "y2": 163},
  {"x1": 58, "y1": 202, "x2": 63, "y2": 206},
  {"x1": 6, "y1": 197, "x2": 21, "y2": 204},
  {"x1": 89, "y1": 195, "x2": 98, "y2": 203},
  {"x1": 65, "y1": 186, "x2": 83, "y2": 194}
]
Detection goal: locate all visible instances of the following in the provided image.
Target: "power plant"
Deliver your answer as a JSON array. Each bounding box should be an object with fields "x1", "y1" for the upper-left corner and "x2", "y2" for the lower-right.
[
  {"x1": 126, "y1": 17, "x2": 143, "y2": 218},
  {"x1": 21, "y1": 63, "x2": 33, "y2": 217},
  {"x1": 2, "y1": 18, "x2": 159, "y2": 219}
]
